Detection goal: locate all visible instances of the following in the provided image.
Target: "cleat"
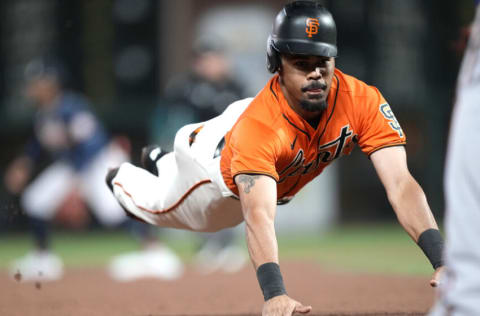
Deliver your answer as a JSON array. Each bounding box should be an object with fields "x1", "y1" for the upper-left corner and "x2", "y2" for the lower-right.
[
  {"x1": 105, "y1": 167, "x2": 119, "y2": 192},
  {"x1": 140, "y1": 145, "x2": 167, "y2": 176}
]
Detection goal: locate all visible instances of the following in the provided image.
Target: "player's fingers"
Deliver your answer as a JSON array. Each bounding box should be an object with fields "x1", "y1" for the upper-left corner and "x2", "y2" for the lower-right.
[
  {"x1": 293, "y1": 303, "x2": 312, "y2": 314},
  {"x1": 430, "y1": 266, "x2": 444, "y2": 287}
]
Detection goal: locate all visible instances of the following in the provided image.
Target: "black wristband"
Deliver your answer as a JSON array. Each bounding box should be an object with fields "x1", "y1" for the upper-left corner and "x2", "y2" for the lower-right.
[
  {"x1": 256, "y1": 262, "x2": 287, "y2": 301},
  {"x1": 417, "y1": 229, "x2": 444, "y2": 269}
]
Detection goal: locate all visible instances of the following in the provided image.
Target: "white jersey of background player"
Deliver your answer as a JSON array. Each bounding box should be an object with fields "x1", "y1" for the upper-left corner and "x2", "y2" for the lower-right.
[{"x1": 428, "y1": 3, "x2": 480, "y2": 316}]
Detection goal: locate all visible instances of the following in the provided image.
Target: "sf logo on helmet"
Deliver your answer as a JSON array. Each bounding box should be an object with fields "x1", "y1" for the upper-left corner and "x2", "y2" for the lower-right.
[{"x1": 305, "y1": 18, "x2": 319, "y2": 38}]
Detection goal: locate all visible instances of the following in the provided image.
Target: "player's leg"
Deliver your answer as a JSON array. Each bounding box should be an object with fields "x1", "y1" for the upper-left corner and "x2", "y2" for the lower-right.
[
  {"x1": 11, "y1": 162, "x2": 75, "y2": 281},
  {"x1": 110, "y1": 139, "x2": 243, "y2": 231},
  {"x1": 429, "y1": 89, "x2": 480, "y2": 316},
  {"x1": 109, "y1": 99, "x2": 253, "y2": 232},
  {"x1": 429, "y1": 8, "x2": 480, "y2": 314}
]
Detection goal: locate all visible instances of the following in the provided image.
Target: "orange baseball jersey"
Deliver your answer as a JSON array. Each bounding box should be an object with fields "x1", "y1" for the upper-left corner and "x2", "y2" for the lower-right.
[{"x1": 220, "y1": 68, "x2": 406, "y2": 203}]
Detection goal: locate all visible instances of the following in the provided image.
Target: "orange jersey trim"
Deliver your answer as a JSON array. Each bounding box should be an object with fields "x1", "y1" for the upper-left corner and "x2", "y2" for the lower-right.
[{"x1": 114, "y1": 179, "x2": 212, "y2": 214}]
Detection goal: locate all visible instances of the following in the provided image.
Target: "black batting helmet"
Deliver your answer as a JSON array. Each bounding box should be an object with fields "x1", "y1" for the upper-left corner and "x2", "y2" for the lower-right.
[{"x1": 267, "y1": 1, "x2": 337, "y2": 73}]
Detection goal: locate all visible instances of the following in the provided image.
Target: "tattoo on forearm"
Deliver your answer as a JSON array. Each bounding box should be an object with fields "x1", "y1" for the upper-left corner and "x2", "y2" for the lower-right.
[{"x1": 237, "y1": 175, "x2": 260, "y2": 194}]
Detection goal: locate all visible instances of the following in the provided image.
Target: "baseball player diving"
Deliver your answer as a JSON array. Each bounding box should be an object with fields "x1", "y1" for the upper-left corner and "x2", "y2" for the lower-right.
[{"x1": 107, "y1": 1, "x2": 445, "y2": 315}]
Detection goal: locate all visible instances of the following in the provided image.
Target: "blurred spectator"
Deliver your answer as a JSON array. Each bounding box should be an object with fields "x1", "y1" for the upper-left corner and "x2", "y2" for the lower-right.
[
  {"x1": 150, "y1": 35, "x2": 246, "y2": 151},
  {"x1": 149, "y1": 36, "x2": 247, "y2": 273},
  {"x1": 5, "y1": 57, "x2": 182, "y2": 282}
]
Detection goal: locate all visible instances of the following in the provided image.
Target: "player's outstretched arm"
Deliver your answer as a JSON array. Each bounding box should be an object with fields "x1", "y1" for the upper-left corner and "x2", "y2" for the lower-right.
[
  {"x1": 370, "y1": 146, "x2": 444, "y2": 286},
  {"x1": 235, "y1": 174, "x2": 311, "y2": 316}
]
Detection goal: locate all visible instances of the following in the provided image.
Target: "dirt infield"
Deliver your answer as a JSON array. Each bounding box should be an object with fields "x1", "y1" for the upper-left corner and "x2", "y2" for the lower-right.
[{"x1": 0, "y1": 260, "x2": 435, "y2": 316}]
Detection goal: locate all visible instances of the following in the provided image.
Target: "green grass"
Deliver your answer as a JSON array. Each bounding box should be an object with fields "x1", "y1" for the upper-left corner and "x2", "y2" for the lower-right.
[
  {"x1": 277, "y1": 223, "x2": 433, "y2": 276},
  {"x1": 0, "y1": 223, "x2": 434, "y2": 276},
  {"x1": 0, "y1": 230, "x2": 198, "y2": 268}
]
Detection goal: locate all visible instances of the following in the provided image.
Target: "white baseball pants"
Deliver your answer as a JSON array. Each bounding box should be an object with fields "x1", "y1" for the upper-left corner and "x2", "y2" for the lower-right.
[{"x1": 111, "y1": 98, "x2": 252, "y2": 232}]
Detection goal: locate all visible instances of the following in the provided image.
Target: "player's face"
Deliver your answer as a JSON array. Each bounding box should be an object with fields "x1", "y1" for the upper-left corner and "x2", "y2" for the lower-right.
[
  {"x1": 25, "y1": 76, "x2": 60, "y2": 107},
  {"x1": 279, "y1": 54, "x2": 335, "y2": 114}
]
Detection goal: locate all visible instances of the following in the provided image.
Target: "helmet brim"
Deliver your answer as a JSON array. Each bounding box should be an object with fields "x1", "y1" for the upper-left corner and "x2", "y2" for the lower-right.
[{"x1": 272, "y1": 38, "x2": 337, "y2": 58}]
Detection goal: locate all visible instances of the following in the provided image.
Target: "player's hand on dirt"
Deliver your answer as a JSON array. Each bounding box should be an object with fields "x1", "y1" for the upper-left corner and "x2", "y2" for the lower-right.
[
  {"x1": 430, "y1": 266, "x2": 445, "y2": 287},
  {"x1": 262, "y1": 294, "x2": 312, "y2": 316}
]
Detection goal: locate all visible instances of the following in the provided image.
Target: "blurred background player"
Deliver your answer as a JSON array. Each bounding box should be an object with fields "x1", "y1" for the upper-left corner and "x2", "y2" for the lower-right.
[
  {"x1": 4, "y1": 57, "x2": 183, "y2": 282},
  {"x1": 428, "y1": 2, "x2": 480, "y2": 315},
  {"x1": 150, "y1": 35, "x2": 246, "y2": 150},
  {"x1": 149, "y1": 35, "x2": 247, "y2": 273}
]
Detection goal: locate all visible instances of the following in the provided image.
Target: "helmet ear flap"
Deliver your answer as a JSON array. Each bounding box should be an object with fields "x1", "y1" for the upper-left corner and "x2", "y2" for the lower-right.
[{"x1": 266, "y1": 35, "x2": 280, "y2": 73}]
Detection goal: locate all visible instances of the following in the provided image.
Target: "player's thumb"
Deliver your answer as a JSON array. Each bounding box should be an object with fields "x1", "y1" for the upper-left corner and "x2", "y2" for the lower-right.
[{"x1": 294, "y1": 303, "x2": 312, "y2": 314}]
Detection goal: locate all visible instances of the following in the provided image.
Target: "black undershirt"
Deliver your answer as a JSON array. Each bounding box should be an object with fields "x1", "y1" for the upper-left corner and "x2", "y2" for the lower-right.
[{"x1": 307, "y1": 115, "x2": 321, "y2": 129}]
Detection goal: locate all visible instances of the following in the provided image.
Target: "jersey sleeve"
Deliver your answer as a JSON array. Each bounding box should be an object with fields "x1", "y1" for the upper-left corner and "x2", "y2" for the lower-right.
[
  {"x1": 229, "y1": 117, "x2": 280, "y2": 181},
  {"x1": 356, "y1": 86, "x2": 406, "y2": 156}
]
